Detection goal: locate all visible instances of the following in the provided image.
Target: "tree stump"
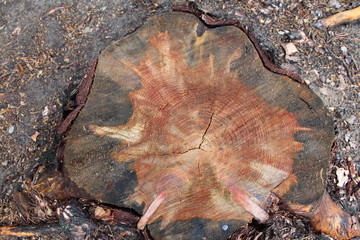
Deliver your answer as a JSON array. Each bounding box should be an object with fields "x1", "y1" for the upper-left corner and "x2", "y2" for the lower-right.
[{"x1": 62, "y1": 11, "x2": 354, "y2": 239}]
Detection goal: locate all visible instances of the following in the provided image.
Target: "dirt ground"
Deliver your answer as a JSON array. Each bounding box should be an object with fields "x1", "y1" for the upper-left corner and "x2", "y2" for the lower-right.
[{"x1": 0, "y1": 0, "x2": 359, "y2": 239}]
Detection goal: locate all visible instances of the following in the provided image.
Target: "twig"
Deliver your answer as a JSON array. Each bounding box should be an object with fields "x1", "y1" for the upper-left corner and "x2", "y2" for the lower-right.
[
  {"x1": 0, "y1": 224, "x2": 63, "y2": 237},
  {"x1": 315, "y1": 6, "x2": 360, "y2": 29},
  {"x1": 46, "y1": 6, "x2": 69, "y2": 16}
]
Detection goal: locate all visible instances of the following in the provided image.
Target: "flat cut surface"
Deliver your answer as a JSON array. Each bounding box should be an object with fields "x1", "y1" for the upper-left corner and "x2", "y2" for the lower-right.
[{"x1": 63, "y1": 12, "x2": 334, "y2": 239}]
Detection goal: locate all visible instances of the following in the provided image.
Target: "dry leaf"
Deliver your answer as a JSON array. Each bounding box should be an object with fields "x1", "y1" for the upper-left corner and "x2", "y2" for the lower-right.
[{"x1": 31, "y1": 131, "x2": 40, "y2": 142}]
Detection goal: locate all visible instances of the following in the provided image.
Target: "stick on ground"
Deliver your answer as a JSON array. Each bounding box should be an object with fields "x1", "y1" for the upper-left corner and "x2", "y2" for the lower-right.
[{"x1": 315, "y1": 6, "x2": 360, "y2": 28}]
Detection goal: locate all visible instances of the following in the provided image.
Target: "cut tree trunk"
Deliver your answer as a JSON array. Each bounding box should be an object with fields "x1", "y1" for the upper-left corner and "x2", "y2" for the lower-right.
[{"x1": 58, "y1": 7, "x2": 358, "y2": 240}]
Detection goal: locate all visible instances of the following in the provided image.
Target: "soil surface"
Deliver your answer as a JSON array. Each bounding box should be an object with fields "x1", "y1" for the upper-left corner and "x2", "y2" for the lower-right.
[{"x1": 0, "y1": 1, "x2": 359, "y2": 239}]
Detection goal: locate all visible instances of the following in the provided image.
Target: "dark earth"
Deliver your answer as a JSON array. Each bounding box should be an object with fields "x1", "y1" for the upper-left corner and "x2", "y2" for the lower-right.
[{"x1": 0, "y1": 0, "x2": 359, "y2": 239}]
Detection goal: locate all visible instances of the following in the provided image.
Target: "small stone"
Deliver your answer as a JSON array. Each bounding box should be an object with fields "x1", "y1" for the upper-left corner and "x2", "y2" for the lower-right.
[
  {"x1": 344, "y1": 132, "x2": 351, "y2": 142},
  {"x1": 329, "y1": 0, "x2": 341, "y2": 8},
  {"x1": 336, "y1": 167, "x2": 349, "y2": 188},
  {"x1": 42, "y1": 106, "x2": 49, "y2": 117},
  {"x1": 221, "y1": 225, "x2": 229, "y2": 231},
  {"x1": 340, "y1": 46, "x2": 348, "y2": 55},
  {"x1": 8, "y1": 126, "x2": 14, "y2": 134}
]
